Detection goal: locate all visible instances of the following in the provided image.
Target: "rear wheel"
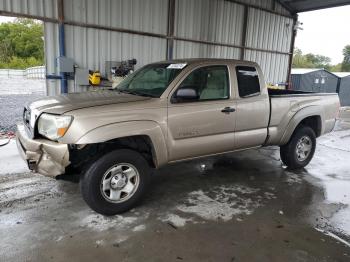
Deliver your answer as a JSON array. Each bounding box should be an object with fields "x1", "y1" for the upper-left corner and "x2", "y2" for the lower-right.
[
  {"x1": 80, "y1": 149, "x2": 151, "y2": 215},
  {"x1": 280, "y1": 126, "x2": 316, "y2": 169}
]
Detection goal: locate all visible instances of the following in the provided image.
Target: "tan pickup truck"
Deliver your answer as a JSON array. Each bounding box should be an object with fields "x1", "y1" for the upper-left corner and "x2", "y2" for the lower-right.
[{"x1": 16, "y1": 59, "x2": 340, "y2": 215}]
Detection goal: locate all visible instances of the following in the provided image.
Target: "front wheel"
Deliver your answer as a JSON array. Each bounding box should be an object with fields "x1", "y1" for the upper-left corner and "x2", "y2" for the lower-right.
[
  {"x1": 280, "y1": 126, "x2": 316, "y2": 170},
  {"x1": 80, "y1": 149, "x2": 151, "y2": 215}
]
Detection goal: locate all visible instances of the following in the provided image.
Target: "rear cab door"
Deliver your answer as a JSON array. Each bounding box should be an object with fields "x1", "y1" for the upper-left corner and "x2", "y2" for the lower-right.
[
  {"x1": 232, "y1": 63, "x2": 270, "y2": 149},
  {"x1": 166, "y1": 61, "x2": 237, "y2": 161}
]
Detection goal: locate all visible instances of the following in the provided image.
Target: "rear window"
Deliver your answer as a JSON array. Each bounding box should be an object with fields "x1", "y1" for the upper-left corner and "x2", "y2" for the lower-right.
[{"x1": 236, "y1": 66, "x2": 260, "y2": 97}]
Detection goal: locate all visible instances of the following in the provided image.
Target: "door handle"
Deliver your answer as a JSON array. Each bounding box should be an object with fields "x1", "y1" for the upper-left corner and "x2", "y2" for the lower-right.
[{"x1": 221, "y1": 107, "x2": 236, "y2": 113}]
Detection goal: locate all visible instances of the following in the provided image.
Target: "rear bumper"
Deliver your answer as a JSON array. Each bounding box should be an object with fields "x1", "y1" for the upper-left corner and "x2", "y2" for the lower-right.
[
  {"x1": 340, "y1": 107, "x2": 350, "y2": 122},
  {"x1": 16, "y1": 124, "x2": 70, "y2": 177},
  {"x1": 324, "y1": 118, "x2": 337, "y2": 134}
]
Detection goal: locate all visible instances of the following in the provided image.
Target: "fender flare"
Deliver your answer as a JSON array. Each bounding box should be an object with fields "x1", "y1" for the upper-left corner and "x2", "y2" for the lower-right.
[
  {"x1": 76, "y1": 121, "x2": 168, "y2": 167},
  {"x1": 279, "y1": 105, "x2": 325, "y2": 145}
]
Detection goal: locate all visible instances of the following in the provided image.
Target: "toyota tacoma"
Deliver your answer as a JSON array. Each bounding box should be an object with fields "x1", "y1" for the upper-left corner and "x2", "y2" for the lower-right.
[{"x1": 16, "y1": 59, "x2": 340, "y2": 215}]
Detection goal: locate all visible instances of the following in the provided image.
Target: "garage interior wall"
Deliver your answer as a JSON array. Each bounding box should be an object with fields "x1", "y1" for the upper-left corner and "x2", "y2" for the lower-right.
[{"x1": 0, "y1": 0, "x2": 293, "y2": 95}]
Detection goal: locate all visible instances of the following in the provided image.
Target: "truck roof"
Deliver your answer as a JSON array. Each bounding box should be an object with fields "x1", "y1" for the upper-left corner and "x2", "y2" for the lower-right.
[{"x1": 152, "y1": 58, "x2": 259, "y2": 67}]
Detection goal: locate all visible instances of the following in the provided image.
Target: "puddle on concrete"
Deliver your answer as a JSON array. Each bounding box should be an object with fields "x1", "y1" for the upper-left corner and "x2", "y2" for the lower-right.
[
  {"x1": 307, "y1": 126, "x2": 350, "y2": 238},
  {"x1": 160, "y1": 214, "x2": 194, "y2": 227},
  {"x1": 173, "y1": 185, "x2": 274, "y2": 222},
  {"x1": 80, "y1": 213, "x2": 139, "y2": 231}
]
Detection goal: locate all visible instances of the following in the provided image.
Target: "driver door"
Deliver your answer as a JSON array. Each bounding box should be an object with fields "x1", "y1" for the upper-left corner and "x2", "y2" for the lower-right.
[{"x1": 167, "y1": 64, "x2": 236, "y2": 161}]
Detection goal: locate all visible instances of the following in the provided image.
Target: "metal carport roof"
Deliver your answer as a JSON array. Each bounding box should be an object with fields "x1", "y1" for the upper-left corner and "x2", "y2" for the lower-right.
[{"x1": 279, "y1": 0, "x2": 350, "y2": 13}]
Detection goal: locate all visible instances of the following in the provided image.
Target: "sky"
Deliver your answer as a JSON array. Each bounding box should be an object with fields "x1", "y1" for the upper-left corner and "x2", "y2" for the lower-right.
[{"x1": 295, "y1": 5, "x2": 350, "y2": 65}]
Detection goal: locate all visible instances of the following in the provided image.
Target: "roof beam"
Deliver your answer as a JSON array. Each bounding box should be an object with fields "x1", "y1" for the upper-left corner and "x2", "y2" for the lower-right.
[{"x1": 280, "y1": 0, "x2": 350, "y2": 13}]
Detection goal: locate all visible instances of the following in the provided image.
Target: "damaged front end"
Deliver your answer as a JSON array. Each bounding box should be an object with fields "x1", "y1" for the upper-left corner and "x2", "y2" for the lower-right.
[{"x1": 16, "y1": 124, "x2": 70, "y2": 177}]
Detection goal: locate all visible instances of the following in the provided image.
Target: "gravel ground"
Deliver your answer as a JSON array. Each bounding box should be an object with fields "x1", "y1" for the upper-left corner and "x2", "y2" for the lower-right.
[
  {"x1": 0, "y1": 78, "x2": 45, "y2": 134},
  {"x1": 0, "y1": 94, "x2": 43, "y2": 133}
]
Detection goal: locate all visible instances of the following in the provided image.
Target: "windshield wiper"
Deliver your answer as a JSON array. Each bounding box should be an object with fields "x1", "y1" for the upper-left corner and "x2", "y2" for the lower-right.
[
  {"x1": 134, "y1": 92, "x2": 158, "y2": 98},
  {"x1": 118, "y1": 89, "x2": 157, "y2": 98},
  {"x1": 118, "y1": 89, "x2": 135, "y2": 95}
]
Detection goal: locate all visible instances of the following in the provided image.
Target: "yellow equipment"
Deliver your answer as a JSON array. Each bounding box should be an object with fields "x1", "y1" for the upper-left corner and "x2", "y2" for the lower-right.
[{"x1": 89, "y1": 70, "x2": 101, "y2": 85}]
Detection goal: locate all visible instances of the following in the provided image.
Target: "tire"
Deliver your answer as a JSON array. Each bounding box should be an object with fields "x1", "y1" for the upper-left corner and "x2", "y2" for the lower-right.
[
  {"x1": 80, "y1": 149, "x2": 151, "y2": 215},
  {"x1": 280, "y1": 125, "x2": 316, "y2": 170}
]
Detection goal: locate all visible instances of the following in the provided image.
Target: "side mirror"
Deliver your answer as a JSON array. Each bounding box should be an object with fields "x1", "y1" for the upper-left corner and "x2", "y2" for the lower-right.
[{"x1": 172, "y1": 87, "x2": 199, "y2": 103}]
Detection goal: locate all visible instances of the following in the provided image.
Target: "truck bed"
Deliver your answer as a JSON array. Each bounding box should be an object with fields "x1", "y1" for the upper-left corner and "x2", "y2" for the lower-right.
[
  {"x1": 269, "y1": 88, "x2": 321, "y2": 96},
  {"x1": 266, "y1": 88, "x2": 339, "y2": 145}
]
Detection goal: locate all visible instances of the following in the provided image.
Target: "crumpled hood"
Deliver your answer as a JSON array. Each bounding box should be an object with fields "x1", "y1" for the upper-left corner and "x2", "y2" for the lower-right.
[{"x1": 28, "y1": 90, "x2": 150, "y2": 115}]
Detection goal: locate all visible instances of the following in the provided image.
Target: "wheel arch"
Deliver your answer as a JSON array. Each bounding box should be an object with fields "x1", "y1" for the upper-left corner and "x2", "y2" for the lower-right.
[
  {"x1": 280, "y1": 106, "x2": 324, "y2": 145},
  {"x1": 71, "y1": 121, "x2": 168, "y2": 169},
  {"x1": 297, "y1": 115, "x2": 322, "y2": 137}
]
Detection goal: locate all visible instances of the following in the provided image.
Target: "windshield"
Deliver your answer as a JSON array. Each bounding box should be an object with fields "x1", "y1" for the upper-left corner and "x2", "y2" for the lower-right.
[{"x1": 116, "y1": 63, "x2": 186, "y2": 97}]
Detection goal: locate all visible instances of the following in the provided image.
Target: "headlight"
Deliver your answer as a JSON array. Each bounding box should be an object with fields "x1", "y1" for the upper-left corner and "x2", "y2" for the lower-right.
[{"x1": 38, "y1": 113, "x2": 72, "y2": 140}]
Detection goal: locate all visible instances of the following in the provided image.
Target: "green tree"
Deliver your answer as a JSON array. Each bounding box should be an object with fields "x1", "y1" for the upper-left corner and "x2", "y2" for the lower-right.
[
  {"x1": 304, "y1": 53, "x2": 331, "y2": 69},
  {"x1": 292, "y1": 48, "x2": 313, "y2": 68},
  {"x1": 341, "y1": 45, "x2": 350, "y2": 71},
  {"x1": 329, "y1": 63, "x2": 342, "y2": 72},
  {"x1": 292, "y1": 48, "x2": 332, "y2": 70},
  {"x1": 0, "y1": 18, "x2": 44, "y2": 69}
]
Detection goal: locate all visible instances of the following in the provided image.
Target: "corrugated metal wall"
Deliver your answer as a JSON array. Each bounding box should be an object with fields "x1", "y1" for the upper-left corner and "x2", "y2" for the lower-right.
[
  {"x1": 246, "y1": 8, "x2": 292, "y2": 53},
  {"x1": 174, "y1": 0, "x2": 244, "y2": 45},
  {"x1": 244, "y1": 8, "x2": 292, "y2": 84},
  {"x1": 45, "y1": 0, "x2": 169, "y2": 95},
  {"x1": 61, "y1": 0, "x2": 168, "y2": 94},
  {"x1": 173, "y1": 40, "x2": 241, "y2": 59},
  {"x1": 275, "y1": 1, "x2": 291, "y2": 16},
  {"x1": 244, "y1": 50, "x2": 289, "y2": 84},
  {"x1": 0, "y1": 0, "x2": 293, "y2": 95},
  {"x1": 173, "y1": 0, "x2": 293, "y2": 84},
  {"x1": 235, "y1": 0, "x2": 290, "y2": 16},
  {"x1": 235, "y1": 0, "x2": 273, "y2": 10},
  {"x1": 339, "y1": 76, "x2": 350, "y2": 106},
  {"x1": 64, "y1": 25, "x2": 167, "y2": 93},
  {"x1": 65, "y1": 25, "x2": 167, "y2": 72},
  {"x1": 63, "y1": 0, "x2": 168, "y2": 35},
  {"x1": 173, "y1": 0, "x2": 243, "y2": 60},
  {"x1": 0, "y1": 0, "x2": 57, "y2": 18}
]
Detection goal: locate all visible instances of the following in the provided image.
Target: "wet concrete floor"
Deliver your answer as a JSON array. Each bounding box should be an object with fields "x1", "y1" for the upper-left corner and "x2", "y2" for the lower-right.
[{"x1": 1, "y1": 120, "x2": 350, "y2": 261}]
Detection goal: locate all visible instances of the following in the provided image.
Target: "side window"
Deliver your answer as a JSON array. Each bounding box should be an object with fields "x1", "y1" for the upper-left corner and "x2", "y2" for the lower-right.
[
  {"x1": 173, "y1": 66, "x2": 229, "y2": 103},
  {"x1": 236, "y1": 66, "x2": 260, "y2": 98}
]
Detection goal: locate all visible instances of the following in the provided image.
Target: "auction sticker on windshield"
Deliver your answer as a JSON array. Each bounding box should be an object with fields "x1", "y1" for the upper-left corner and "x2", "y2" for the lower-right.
[{"x1": 167, "y1": 63, "x2": 187, "y2": 69}]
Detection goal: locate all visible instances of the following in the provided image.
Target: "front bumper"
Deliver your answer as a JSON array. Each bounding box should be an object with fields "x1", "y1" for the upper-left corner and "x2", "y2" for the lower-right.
[{"x1": 16, "y1": 124, "x2": 70, "y2": 177}]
